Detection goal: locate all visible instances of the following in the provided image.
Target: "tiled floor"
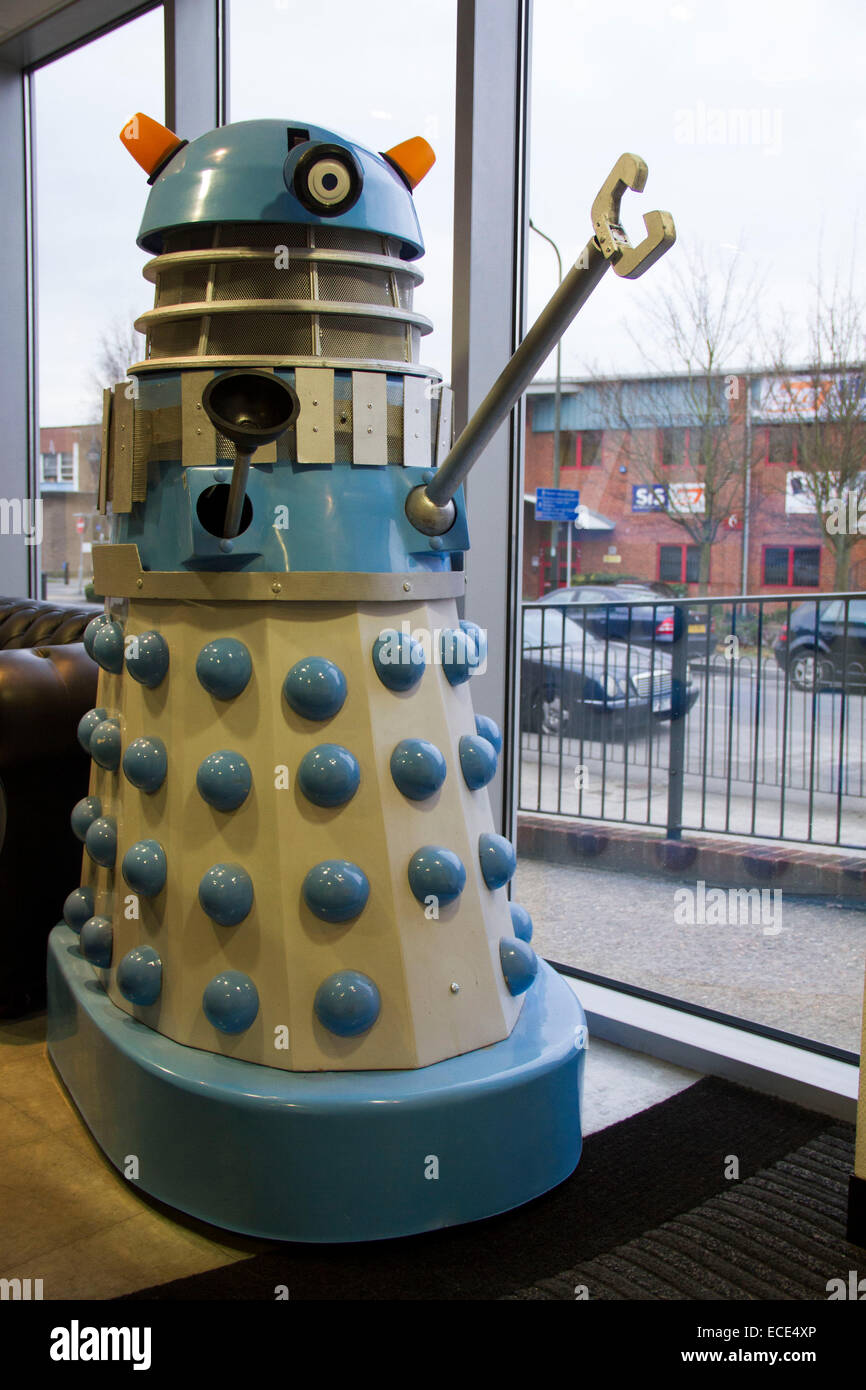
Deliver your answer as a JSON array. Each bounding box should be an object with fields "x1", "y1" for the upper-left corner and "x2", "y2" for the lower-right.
[{"x1": 0, "y1": 1011, "x2": 700, "y2": 1299}]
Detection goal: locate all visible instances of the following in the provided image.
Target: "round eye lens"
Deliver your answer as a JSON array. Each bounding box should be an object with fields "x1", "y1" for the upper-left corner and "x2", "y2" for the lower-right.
[
  {"x1": 290, "y1": 143, "x2": 363, "y2": 217},
  {"x1": 307, "y1": 158, "x2": 352, "y2": 206}
]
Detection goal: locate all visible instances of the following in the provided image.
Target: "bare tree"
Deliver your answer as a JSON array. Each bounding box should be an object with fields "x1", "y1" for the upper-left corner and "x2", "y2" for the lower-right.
[
  {"x1": 90, "y1": 315, "x2": 145, "y2": 423},
  {"x1": 762, "y1": 272, "x2": 866, "y2": 590},
  {"x1": 593, "y1": 244, "x2": 761, "y2": 592}
]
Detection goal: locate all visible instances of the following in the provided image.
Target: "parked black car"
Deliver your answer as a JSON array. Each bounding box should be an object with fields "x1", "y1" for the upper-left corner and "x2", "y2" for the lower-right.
[
  {"x1": 772, "y1": 599, "x2": 866, "y2": 691},
  {"x1": 537, "y1": 581, "x2": 718, "y2": 660},
  {"x1": 521, "y1": 607, "x2": 699, "y2": 739}
]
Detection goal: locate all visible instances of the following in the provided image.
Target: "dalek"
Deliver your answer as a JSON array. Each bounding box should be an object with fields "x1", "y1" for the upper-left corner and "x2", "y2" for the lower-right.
[{"x1": 47, "y1": 114, "x2": 674, "y2": 1241}]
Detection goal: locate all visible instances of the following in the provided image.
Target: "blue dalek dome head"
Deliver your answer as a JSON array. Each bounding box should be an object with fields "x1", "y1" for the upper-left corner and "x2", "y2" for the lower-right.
[
  {"x1": 113, "y1": 110, "x2": 468, "y2": 578},
  {"x1": 121, "y1": 114, "x2": 433, "y2": 258}
]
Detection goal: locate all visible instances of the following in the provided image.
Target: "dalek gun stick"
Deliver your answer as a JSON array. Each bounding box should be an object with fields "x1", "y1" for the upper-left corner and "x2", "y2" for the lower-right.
[{"x1": 406, "y1": 153, "x2": 676, "y2": 536}]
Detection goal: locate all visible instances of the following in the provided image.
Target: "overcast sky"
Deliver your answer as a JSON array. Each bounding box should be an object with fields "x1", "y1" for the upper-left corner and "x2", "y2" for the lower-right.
[{"x1": 34, "y1": 0, "x2": 866, "y2": 424}]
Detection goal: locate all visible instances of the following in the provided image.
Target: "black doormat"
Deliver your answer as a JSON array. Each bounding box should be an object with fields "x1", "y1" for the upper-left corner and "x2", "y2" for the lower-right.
[{"x1": 117, "y1": 1076, "x2": 857, "y2": 1301}]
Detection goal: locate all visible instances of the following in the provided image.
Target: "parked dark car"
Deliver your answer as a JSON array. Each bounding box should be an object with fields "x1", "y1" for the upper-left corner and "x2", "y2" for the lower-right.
[
  {"x1": 537, "y1": 581, "x2": 718, "y2": 660},
  {"x1": 772, "y1": 599, "x2": 866, "y2": 691},
  {"x1": 521, "y1": 607, "x2": 699, "y2": 739}
]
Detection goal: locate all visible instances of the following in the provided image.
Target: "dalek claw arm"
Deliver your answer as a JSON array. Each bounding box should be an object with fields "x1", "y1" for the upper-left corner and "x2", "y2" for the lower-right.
[{"x1": 405, "y1": 153, "x2": 676, "y2": 536}]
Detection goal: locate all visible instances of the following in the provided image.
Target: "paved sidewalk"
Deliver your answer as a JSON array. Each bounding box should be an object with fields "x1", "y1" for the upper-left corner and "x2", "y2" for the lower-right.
[{"x1": 514, "y1": 859, "x2": 866, "y2": 1054}]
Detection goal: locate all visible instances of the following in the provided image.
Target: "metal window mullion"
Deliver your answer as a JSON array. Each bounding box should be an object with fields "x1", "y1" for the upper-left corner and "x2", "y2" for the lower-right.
[
  {"x1": 164, "y1": 0, "x2": 226, "y2": 138},
  {"x1": 23, "y1": 68, "x2": 39, "y2": 597},
  {"x1": 0, "y1": 62, "x2": 36, "y2": 596},
  {"x1": 452, "y1": 0, "x2": 531, "y2": 839}
]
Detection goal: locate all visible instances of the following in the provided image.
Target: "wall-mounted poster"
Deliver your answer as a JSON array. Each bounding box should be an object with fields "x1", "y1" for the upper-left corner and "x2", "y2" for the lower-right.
[{"x1": 632, "y1": 483, "x2": 668, "y2": 511}]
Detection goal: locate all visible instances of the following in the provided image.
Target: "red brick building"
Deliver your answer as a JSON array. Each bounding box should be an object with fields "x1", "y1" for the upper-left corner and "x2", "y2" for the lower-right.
[
  {"x1": 522, "y1": 372, "x2": 866, "y2": 599},
  {"x1": 38, "y1": 423, "x2": 106, "y2": 578}
]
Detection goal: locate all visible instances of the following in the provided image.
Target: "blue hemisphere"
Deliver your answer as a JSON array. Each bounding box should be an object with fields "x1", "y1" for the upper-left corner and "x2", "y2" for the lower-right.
[
  {"x1": 407, "y1": 846, "x2": 466, "y2": 906},
  {"x1": 458, "y1": 734, "x2": 497, "y2": 790},
  {"x1": 80, "y1": 915, "x2": 113, "y2": 969},
  {"x1": 475, "y1": 713, "x2": 502, "y2": 753},
  {"x1": 126, "y1": 630, "x2": 170, "y2": 688},
  {"x1": 116, "y1": 946, "x2": 162, "y2": 1006},
  {"x1": 196, "y1": 750, "x2": 252, "y2": 811},
  {"x1": 509, "y1": 902, "x2": 534, "y2": 943},
  {"x1": 77, "y1": 707, "x2": 109, "y2": 753},
  {"x1": 85, "y1": 817, "x2": 117, "y2": 868},
  {"x1": 390, "y1": 738, "x2": 446, "y2": 800},
  {"x1": 83, "y1": 613, "x2": 113, "y2": 659},
  {"x1": 440, "y1": 627, "x2": 478, "y2": 686},
  {"x1": 499, "y1": 937, "x2": 538, "y2": 996},
  {"x1": 196, "y1": 638, "x2": 252, "y2": 700},
  {"x1": 372, "y1": 630, "x2": 426, "y2": 692},
  {"x1": 203, "y1": 971, "x2": 260, "y2": 1034},
  {"x1": 89, "y1": 719, "x2": 121, "y2": 772},
  {"x1": 122, "y1": 839, "x2": 167, "y2": 897},
  {"x1": 283, "y1": 657, "x2": 347, "y2": 720},
  {"x1": 92, "y1": 620, "x2": 125, "y2": 674},
  {"x1": 460, "y1": 619, "x2": 488, "y2": 667},
  {"x1": 63, "y1": 886, "x2": 94, "y2": 933},
  {"x1": 302, "y1": 859, "x2": 369, "y2": 923},
  {"x1": 297, "y1": 744, "x2": 360, "y2": 808},
  {"x1": 199, "y1": 863, "x2": 254, "y2": 926},
  {"x1": 70, "y1": 796, "x2": 102, "y2": 842},
  {"x1": 314, "y1": 969, "x2": 381, "y2": 1037},
  {"x1": 479, "y1": 832, "x2": 517, "y2": 890},
  {"x1": 122, "y1": 737, "x2": 168, "y2": 793}
]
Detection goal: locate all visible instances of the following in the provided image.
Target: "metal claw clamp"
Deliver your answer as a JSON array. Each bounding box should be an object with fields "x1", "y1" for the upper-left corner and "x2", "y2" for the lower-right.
[
  {"x1": 591, "y1": 153, "x2": 676, "y2": 280},
  {"x1": 405, "y1": 153, "x2": 676, "y2": 535}
]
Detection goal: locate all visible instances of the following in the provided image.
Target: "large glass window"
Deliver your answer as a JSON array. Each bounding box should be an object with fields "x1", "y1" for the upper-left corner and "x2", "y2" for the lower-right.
[
  {"x1": 33, "y1": 7, "x2": 164, "y2": 602},
  {"x1": 515, "y1": 0, "x2": 866, "y2": 1056},
  {"x1": 229, "y1": 0, "x2": 456, "y2": 382}
]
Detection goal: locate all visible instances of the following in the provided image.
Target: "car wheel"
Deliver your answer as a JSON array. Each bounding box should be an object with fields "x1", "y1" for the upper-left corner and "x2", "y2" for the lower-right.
[
  {"x1": 540, "y1": 694, "x2": 568, "y2": 736},
  {"x1": 536, "y1": 695, "x2": 569, "y2": 739},
  {"x1": 789, "y1": 651, "x2": 833, "y2": 692}
]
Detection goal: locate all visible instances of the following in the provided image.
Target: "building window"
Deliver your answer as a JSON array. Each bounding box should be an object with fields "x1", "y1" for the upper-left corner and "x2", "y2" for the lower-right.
[
  {"x1": 578, "y1": 429, "x2": 602, "y2": 467},
  {"x1": 765, "y1": 425, "x2": 798, "y2": 465},
  {"x1": 658, "y1": 426, "x2": 687, "y2": 467},
  {"x1": 40, "y1": 447, "x2": 77, "y2": 489},
  {"x1": 557, "y1": 430, "x2": 579, "y2": 469},
  {"x1": 763, "y1": 545, "x2": 820, "y2": 587},
  {"x1": 659, "y1": 543, "x2": 700, "y2": 583}
]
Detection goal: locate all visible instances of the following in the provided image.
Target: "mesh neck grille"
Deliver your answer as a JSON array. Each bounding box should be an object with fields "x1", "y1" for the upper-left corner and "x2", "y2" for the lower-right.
[{"x1": 136, "y1": 224, "x2": 430, "y2": 370}]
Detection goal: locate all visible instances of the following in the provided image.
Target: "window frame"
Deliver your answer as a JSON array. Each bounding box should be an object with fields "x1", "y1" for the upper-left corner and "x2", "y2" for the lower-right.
[
  {"x1": 763, "y1": 423, "x2": 799, "y2": 466},
  {"x1": 658, "y1": 541, "x2": 701, "y2": 584},
  {"x1": 39, "y1": 441, "x2": 79, "y2": 491},
  {"x1": 2, "y1": 0, "x2": 851, "y2": 1110},
  {"x1": 657, "y1": 424, "x2": 688, "y2": 468},
  {"x1": 0, "y1": 0, "x2": 227, "y2": 598},
  {"x1": 577, "y1": 428, "x2": 602, "y2": 468},
  {"x1": 761, "y1": 542, "x2": 822, "y2": 587}
]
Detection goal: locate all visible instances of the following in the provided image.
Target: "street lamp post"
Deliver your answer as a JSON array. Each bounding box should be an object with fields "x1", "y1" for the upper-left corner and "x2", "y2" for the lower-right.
[{"x1": 530, "y1": 219, "x2": 564, "y2": 588}]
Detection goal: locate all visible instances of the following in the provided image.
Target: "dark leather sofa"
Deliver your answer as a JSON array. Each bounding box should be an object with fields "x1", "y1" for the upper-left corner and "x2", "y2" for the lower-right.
[{"x1": 0, "y1": 597, "x2": 100, "y2": 1016}]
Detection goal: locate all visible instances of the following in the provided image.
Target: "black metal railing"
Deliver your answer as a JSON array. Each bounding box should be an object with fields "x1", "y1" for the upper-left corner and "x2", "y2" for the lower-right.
[{"x1": 518, "y1": 591, "x2": 866, "y2": 849}]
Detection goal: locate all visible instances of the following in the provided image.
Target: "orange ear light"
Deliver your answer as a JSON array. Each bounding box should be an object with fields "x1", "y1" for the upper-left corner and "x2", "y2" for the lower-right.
[
  {"x1": 383, "y1": 136, "x2": 435, "y2": 190},
  {"x1": 119, "y1": 113, "x2": 184, "y2": 177}
]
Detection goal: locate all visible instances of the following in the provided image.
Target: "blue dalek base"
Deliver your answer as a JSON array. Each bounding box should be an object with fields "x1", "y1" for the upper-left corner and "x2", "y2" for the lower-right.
[{"x1": 46, "y1": 113, "x2": 674, "y2": 1241}]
